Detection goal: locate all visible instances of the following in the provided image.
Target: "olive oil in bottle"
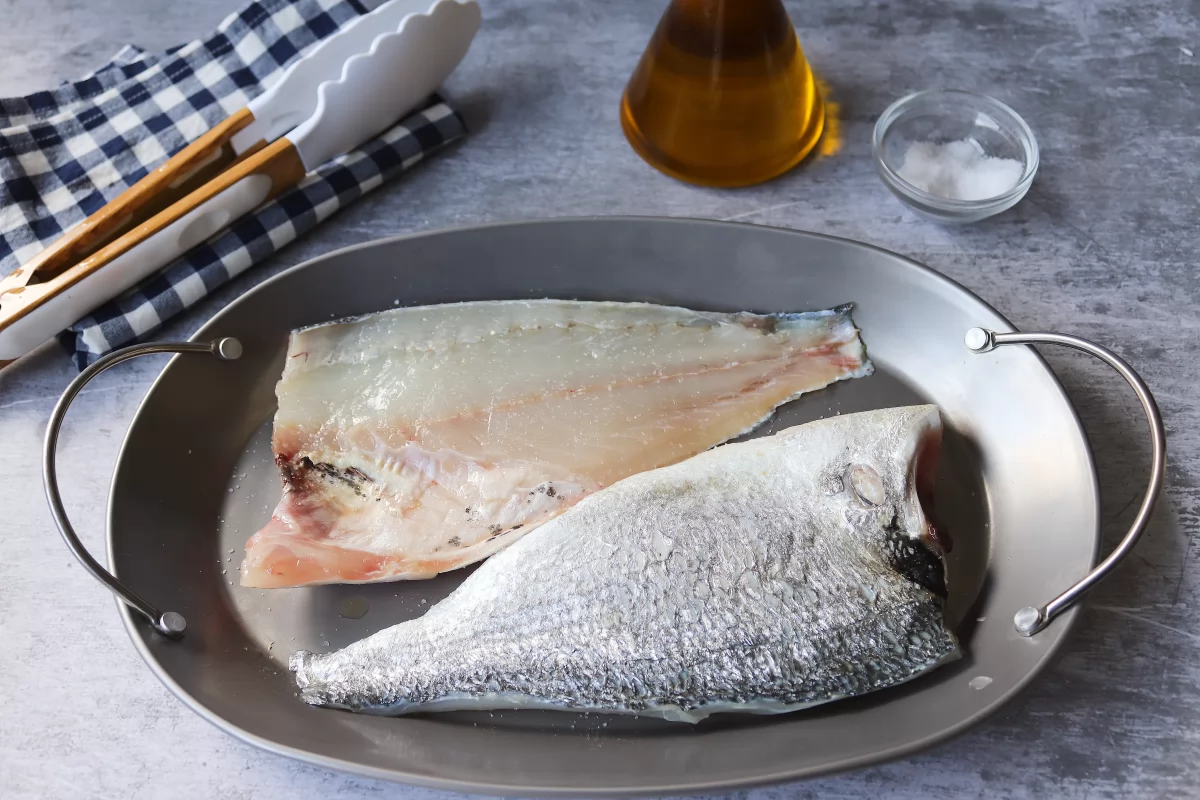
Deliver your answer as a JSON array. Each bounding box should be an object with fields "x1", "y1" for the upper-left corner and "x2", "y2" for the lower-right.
[{"x1": 620, "y1": 0, "x2": 825, "y2": 187}]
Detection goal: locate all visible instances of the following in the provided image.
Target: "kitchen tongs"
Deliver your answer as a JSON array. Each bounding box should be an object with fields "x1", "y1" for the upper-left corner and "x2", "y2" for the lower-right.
[{"x1": 0, "y1": 0, "x2": 481, "y2": 367}]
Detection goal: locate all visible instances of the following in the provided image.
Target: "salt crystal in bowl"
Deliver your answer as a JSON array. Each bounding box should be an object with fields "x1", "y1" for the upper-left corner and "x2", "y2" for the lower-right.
[{"x1": 872, "y1": 90, "x2": 1039, "y2": 224}]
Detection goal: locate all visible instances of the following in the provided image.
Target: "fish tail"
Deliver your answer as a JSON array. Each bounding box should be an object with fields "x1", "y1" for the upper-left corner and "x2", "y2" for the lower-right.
[
  {"x1": 290, "y1": 650, "x2": 332, "y2": 706},
  {"x1": 766, "y1": 302, "x2": 857, "y2": 330},
  {"x1": 289, "y1": 649, "x2": 314, "y2": 682},
  {"x1": 768, "y1": 303, "x2": 873, "y2": 377}
]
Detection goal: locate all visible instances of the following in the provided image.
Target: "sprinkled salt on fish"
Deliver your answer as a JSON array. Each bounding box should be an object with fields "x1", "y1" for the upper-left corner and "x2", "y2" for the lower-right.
[
  {"x1": 243, "y1": 300, "x2": 871, "y2": 588},
  {"x1": 291, "y1": 405, "x2": 959, "y2": 721}
]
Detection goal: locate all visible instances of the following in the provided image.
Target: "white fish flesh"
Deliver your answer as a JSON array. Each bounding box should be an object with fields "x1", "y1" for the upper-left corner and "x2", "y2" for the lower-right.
[
  {"x1": 242, "y1": 300, "x2": 871, "y2": 588},
  {"x1": 291, "y1": 405, "x2": 959, "y2": 721}
]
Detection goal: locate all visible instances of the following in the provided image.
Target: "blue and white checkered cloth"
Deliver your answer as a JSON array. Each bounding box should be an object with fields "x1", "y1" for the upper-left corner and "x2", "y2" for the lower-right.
[{"x1": 0, "y1": 0, "x2": 467, "y2": 368}]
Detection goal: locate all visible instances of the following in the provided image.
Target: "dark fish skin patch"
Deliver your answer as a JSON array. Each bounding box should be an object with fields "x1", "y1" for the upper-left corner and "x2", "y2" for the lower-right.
[
  {"x1": 279, "y1": 455, "x2": 373, "y2": 498},
  {"x1": 488, "y1": 525, "x2": 520, "y2": 541},
  {"x1": 882, "y1": 513, "x2": 948, "y2": 598}
]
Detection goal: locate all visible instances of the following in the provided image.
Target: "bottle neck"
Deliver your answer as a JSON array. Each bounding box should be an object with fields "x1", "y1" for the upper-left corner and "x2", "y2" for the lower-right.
[{"x1": 661, "y1": 0, "x2": 794, "y2": 59}]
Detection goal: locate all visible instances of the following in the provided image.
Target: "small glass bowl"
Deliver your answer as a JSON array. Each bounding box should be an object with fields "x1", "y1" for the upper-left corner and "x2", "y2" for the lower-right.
[{"x1": 872, "y1": 89, "x2": 1039, "y2": 224}]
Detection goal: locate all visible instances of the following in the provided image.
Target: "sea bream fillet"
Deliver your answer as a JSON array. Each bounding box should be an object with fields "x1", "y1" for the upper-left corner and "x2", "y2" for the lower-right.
[
  {"x1": 242, "y1": 300, "x2": 872, "y2": 588},
  {"x1": 292, "y1": 406, "x2": 959, "y2": 721}
]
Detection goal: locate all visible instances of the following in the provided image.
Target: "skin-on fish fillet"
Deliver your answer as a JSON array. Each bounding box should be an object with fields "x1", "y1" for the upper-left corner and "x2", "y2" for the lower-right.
[
  {"x1": 242, "y1": 300, "x2": 872, "y2": 588},
  {"x1": 291, "y1": 406, "x2": 958, "y2": 720}
]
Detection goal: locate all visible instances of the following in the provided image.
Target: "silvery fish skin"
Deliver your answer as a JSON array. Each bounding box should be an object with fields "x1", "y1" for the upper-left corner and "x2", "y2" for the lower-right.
[{"x1": 291, "y1": 405, "x2": 959, "y2": 722}]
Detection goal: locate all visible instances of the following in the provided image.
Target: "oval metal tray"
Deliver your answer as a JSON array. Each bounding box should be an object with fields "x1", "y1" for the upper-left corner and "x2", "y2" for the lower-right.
[{"x1": 91, "y1": 218, "x2": 1113, "y2": 793}]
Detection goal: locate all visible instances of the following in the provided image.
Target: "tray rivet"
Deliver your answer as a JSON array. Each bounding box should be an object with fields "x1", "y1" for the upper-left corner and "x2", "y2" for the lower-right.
[
  {"x1": 157, "y1": 612, "x2": 187, "y2": 638},
  {"x1": 964, "y1": 328, "x2": 995, "y2": 353},
  {"x1": 1013, "y1": 606, "x2": 1044, "y2": 636},
  {"x1": 215, "y1": 338, "x2": 243, "y2": 360}
]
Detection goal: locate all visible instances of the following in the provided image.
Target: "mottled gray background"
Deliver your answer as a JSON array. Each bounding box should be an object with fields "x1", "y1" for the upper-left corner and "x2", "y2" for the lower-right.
[{"x1": 1, "y1": 0, "x2": 1197, "y2": 797}]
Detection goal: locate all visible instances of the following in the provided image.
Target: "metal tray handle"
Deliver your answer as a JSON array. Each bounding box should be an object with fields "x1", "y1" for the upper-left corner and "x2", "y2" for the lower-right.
[
  {"x1": 966, "y1": 328, "x2": 1166, "y2": 636},
  {"x1": 43, "y1": 338, "x2": 243, "y2": 638}
]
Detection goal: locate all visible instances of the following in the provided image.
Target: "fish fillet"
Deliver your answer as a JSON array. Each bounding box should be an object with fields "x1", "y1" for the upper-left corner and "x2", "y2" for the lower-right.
[
  {"x1": 243, "y1": 300, "x2": 872, "y2": 588},
  {"x1": 292, "y1": 405, "x2": 959, "y2": 721}
]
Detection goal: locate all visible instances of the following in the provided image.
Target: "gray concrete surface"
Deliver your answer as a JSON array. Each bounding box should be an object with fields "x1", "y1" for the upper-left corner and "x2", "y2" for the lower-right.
[{"x1": 1, "y1": 0, "x2": 1197, "y2": 797}]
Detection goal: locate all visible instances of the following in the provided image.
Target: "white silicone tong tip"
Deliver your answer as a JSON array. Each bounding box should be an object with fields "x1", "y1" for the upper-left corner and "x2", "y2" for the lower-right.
[
  {"x1": 232, "y1": 0, "x2": 479, "y2": 154},
  {"x1": 287, "y1": 0, "x2": 481, "y2": 171}
]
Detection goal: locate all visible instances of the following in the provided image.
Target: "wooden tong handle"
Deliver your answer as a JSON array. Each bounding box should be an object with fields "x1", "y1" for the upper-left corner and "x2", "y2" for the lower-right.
[
  {"x1": 0, "y1": 137, "x2": 306, "y2": 365},
  {"x1": 4, "y1": 108, "x2": 258, "y2": 291}
]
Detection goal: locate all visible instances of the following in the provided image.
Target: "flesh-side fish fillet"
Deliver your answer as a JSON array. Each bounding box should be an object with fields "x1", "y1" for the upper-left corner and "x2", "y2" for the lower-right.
[
  {"x1": 292, "y1": 406, "x2": 958, "y2": 721},
  {"x1": 242, "y1": 300, "x2": 872, "y2": 588}
]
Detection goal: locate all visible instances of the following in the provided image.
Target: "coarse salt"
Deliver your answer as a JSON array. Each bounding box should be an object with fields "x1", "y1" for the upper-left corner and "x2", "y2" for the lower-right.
[{"x1": 897, "y1": 139, "x2": 1024, "y2": 201}]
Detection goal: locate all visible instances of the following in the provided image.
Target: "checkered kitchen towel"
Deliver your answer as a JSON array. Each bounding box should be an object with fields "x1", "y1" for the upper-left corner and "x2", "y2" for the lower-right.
[{"x1": 0, "y1": 0, "x2": 467, "y2": 368}]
